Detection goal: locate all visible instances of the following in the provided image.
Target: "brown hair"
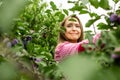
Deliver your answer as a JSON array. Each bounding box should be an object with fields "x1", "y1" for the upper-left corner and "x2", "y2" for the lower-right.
[{"x1": 58, "y1": 14, "x2": 84, "y2": 43}]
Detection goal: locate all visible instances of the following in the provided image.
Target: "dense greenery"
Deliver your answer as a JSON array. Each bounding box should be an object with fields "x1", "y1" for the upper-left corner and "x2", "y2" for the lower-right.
[{"x1": 0, "y1": 0, "x2": 120, "y2": 80}]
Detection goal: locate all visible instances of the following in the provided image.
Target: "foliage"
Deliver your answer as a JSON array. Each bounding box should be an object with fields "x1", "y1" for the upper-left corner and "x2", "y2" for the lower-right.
[{"x1": 0, "y1": 0, "x2": 65, "y2": 80}]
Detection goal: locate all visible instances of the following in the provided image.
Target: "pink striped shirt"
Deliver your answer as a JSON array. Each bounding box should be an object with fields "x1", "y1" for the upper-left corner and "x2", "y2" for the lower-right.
[{"x1": 54, "y1": 33, "x2": 101, "y2": 61}]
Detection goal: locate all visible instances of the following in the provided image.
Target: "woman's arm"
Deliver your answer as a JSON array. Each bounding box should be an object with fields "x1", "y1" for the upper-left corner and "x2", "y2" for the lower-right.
[
  {"x1": 54, "y1": 40, "x2": 89, "y2": 61},
  {"x1": 54, "y1": 33, "x2": 101, "y2": 61}
]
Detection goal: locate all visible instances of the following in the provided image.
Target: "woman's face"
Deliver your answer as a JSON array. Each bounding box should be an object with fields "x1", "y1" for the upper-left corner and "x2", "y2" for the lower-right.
[{"x1": 64, "y1": 17, "x2": 81, "y2": 43}]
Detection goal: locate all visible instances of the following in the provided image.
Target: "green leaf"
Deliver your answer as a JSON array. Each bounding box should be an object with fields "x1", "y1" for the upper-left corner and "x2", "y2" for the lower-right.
[
  {"x1": 81, "y1": 0, "x2": 89, "y2": 5},
  {"x1": 97, "y1": 22, "x2": 109, "y2": 30},
  {"x1": 116, "y1": 9, "x2": 120, "y2": 15},
  {"x1": 18, "y1": 26, "x2": 25, "y2": 30},
  {"x1": 79, "y1": 10, "x2": 89, "y2": 14},
  {"x1": 85, "y1": 19, "x2": 95, "y2": 27},
  {"x1": 0, "y1": 62, "x2": 17, "y2": 80},
  {"x1": 113, "y1": 0, "x2": 119, "y2": 4},
  {"x1": 42, "y1": 52, "x2": 53, "y2": 60},
  {"x1": 69, "y1": 18, "x2": 77, "y2": 22},
  {"x1": 38, "y1": 61, "x2": 47, "y2": 67},
  {"x1": 39, "y1": 2, "x2": 47, "y2": 11},
  {"x1": 63, "y1": 9, "x2": 69, "y2": 15},
  {"x1": 99, "y1": 0, "x2": 110, "y2": 10},
  {"x1": 50, "y1": 1, "x2": 57, "y2": 10},
  {"x1": 54, "y1": 11, "x2": 61, "y2": 16},
  {"x1": 85, "y1": 16, "x2": 100, "y2": 27},
  {"x1": 59, "y1": 55, "x2": 120, "y2": 80},
  {"x1": 45, "y1": 9, "x2": 51, "y2": 13},
  {"x1": 59, "y1": 14, "x2": 65, "y2": 22},
  {"x1": 108, "y1": 31, "x2": 118, "y2": 45},
  {"x1": 89, "y1": 0, "x2": 99, "y2": 8},
  {"x1": 54, "y1": 11, "x2": 65, "y2": 21},
  {"x1": 67, "y1": 1, "x2": 76, "y2": 3},
  {"x1": 59, "y1": 55, "x2": 101, "y2": 80},
  {"x1": 89, "y1": 13, "x2": 99, "y2": 17},
  {"x1": 69, "y1": 5, "x2": 84, "y2": 12},
  {"x1": 0, "y1": 55, "x2": 5, "y2": 63}
]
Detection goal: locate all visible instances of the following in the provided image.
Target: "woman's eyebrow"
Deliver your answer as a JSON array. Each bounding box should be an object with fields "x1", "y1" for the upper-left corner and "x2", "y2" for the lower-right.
[
  {"x1": 74, "y1": 23, "x2": 80, "y2": 25},
  {"x1": 67, "y1": 23, "x2": 73, "y2": 25}
]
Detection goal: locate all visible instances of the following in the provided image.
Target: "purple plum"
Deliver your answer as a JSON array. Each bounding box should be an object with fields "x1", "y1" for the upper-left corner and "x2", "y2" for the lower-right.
[
  {"x1": 35, "y1": 57, "x2": 42, "y2": 63},
  {"x1": 11, "y1": 39, "x2": 18, "y2": 46},
  {"x1": 117, "y1": 16, "x2": 120, "y2": 23},
  {"x1": 112, "y1": 54, "x2": 120, "y2": 65},
  {"x1": 110, "y1": 14, "x2": 118, "y2": 22},
  {"x1": 111, "y1": 54, "x2": 120, "y2": 58},
  {"x1": 26, "y1": 35, "x2": 32, "y2": 41}
]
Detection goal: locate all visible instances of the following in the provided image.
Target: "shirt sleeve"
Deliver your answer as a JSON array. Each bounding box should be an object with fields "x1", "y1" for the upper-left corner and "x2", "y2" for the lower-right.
[
  {"x1": 54, "y1": 40, "x2": 89, "y2": 61},
  {"x1": 54, "y1": 42, "x2": 79, "y2": 61}
]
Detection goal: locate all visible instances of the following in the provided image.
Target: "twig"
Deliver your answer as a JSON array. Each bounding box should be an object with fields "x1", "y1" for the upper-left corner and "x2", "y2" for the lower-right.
[{"x1": 88, "y1": 4, "x2": 97, "y2": 34}]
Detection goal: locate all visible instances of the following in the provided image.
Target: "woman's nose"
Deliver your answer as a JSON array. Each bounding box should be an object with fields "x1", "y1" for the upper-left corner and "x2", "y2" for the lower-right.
[{"x1": 72, "y1": 26, "x2": 77, "y2": 30}]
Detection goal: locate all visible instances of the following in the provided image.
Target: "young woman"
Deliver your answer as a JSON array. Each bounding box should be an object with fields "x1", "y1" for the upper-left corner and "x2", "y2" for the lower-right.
[{"x1": 54, "y1": 14, "x2": 101, "y2": 61}]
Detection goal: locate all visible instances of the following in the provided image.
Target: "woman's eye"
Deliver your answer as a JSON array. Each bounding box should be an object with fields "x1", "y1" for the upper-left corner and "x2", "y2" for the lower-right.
[
  {"x1": 67, "y1": 25, "x2": 72, "y2": 27},
  {"x1": 76, "y1": 25, "x2": 80, "y2": 28}
]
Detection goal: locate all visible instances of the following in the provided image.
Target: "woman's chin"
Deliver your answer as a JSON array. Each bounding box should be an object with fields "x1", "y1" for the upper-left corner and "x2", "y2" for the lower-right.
[{"x1": 69, "y1": 38, "x2": 79, "y2": 42}]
